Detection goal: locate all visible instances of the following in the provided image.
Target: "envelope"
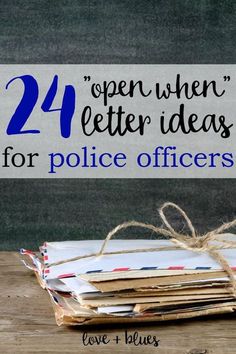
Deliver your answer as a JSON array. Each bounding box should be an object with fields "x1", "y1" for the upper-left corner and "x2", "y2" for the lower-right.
[
  {"x1": 40, "y1": 236, "x2": 236, "y2": 281},
  {"x1": 20, "y1": 235, "x2": 236, "y2": 326}
]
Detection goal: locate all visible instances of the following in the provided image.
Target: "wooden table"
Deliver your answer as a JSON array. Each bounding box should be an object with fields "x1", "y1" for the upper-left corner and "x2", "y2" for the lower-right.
[{"x1": 1, "y1": 252, "x2": 236, "y2": 354}]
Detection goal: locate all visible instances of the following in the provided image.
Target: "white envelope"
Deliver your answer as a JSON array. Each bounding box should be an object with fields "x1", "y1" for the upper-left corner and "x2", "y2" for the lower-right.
[{"x1": 41, "y1": 236, "x2": 236, "y2": 280}]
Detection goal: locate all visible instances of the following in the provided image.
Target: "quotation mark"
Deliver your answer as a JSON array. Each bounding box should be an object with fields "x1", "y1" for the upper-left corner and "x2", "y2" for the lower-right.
[
  {"x1": 223, "y1": 76, "x2": 230, "y2": 82},
  {"x1": 84, "y1": 76, "x2": 91, "y2": 82}
]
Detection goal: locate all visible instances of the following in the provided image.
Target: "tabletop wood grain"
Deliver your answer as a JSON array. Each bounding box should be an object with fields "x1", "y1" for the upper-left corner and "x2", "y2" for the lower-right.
[{"x1": 1, "y1": 252, "x2": 236, "y2": 354}]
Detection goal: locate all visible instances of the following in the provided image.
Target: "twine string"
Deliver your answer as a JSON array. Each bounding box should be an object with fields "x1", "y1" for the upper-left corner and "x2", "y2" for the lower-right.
[{"x1": 46, "y1": 202, "x2": 236, "y2": 293}]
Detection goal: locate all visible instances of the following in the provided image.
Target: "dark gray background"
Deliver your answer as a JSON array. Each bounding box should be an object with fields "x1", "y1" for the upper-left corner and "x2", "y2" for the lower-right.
[
  {"x1": 0, "y1": 0, "x2": 235, "y2": 64},
  {"x1": 0, "y1": 1, "x2": 235, "y2": 249},
  {"x1": 1, "y1": 179, "x2": 236, "y2": 251}
]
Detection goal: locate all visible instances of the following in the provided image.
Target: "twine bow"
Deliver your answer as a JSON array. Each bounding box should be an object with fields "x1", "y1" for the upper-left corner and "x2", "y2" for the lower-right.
[{"x1": 46, "y1": 202, "x2": 236, "y2": 293}]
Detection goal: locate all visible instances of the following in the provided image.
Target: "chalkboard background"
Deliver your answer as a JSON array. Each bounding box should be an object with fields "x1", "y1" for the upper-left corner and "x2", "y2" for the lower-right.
[
  {"x1": 0, "y1": 0, "x2": 235, "y2": 64},
  {"x1": 0, "y1": 0, "x2": 235, "y2": 249}
]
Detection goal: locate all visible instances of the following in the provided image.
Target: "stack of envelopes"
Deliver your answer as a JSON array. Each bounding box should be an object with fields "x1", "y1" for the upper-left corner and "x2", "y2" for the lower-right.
[{"x1": 21, "y1": 237, "x2": 236, "y2": 326}]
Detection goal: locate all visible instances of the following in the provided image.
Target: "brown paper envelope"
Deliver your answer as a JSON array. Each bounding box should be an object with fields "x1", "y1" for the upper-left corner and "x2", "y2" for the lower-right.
[
  {"x1": 84, "y1": 286, "x2": 231, "y2": 300},
  {"x1": 145, "y1": 281, "x2": 229, "y2": 291},
  {"x1": 90, "y1": 271, "x2": 231, "y2": 292},
  {"x1": 134, "y1": 283, "x2": 230, "y2": 292},
  {"x1": 117, "y1": 287, "x2": 232, "y2": 297},
  {"x1": 80, "y1": 269, "x2": 218, "y2": 282},
  {"x1": 54, "y1": 305, "x2": 236, "y2": 326},
  {"x1": 149, "y1": 301, "x2": 236, "y2": 315},
  {"x1": 134, "y1": 299, "x2": 236, "y2": 312},
  {"x1": 35, "y1": 271, "x2": 46, "y2": 289},
  {"x1": 80, "y1": 294, "x2": 232, "y2": 308}
]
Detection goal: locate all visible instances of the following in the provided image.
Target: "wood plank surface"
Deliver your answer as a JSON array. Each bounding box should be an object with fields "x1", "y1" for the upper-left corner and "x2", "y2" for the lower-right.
[{"x1": 1, "y1": 252, "x2": 236, "y2": 354}]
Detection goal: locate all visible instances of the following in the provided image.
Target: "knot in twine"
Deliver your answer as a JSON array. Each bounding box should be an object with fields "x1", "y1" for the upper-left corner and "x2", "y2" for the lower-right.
[{"x1": 46, "y1": 202, "x2": 236, "y2": 294}]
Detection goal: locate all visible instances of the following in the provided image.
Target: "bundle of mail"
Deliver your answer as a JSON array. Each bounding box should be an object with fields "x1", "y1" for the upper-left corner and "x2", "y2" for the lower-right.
[{"x1": 21, "y1": 236, "x2": 236, "y2": 326}]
